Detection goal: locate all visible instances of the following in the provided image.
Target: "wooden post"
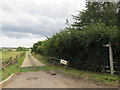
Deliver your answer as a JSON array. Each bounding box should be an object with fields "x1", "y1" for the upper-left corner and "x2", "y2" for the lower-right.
[
  {"x1": 10, "y1": 57, "x2": 12, "y2": 64},
  {"x1": 16, "y1": 55, "x2": 18, "y2": 62},
  {"x1": 2, "y1": 66, "x2": 7, "y2": 71},
  {"x1": 109, "y1": 42, "x2": 114, "y2": 75}
]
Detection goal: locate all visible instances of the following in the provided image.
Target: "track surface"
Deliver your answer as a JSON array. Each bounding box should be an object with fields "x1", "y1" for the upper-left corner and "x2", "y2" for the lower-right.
[
  {"x1": 2, "y1": 54, "x2": 116, "y2": 88},
  {"x1": 2, "y1": 71, "x2": 115, "y2": 88},
  {"x1": 21, "y1": 53, "x2": 45, "y2": 67}
]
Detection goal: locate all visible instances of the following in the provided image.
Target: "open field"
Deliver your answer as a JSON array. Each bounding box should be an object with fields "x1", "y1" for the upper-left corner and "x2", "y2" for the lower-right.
[
  {"x1": 1, "y1": 51, "x2": 22, "y2": 67},
  {"x1": 1, "y1": 51, "x2": 25, "y2": 81},
  {"x1": 2, "y1": 51, "x2": 21, "y2": 60},
  {"x1": 0, "y1": 50, "x2": 25, "y2": 81}
]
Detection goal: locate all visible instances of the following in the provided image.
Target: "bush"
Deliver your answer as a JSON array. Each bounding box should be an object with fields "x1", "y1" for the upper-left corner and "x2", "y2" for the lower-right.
[
  {"x1": 33, "y1": 23, "x2": 120, "y2": 72},
  {"x1": 17, "y1": 47, "x2": 26, "y2": 51}
]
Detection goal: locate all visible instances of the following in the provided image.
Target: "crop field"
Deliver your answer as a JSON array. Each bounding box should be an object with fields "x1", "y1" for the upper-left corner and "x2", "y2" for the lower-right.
[
  {"x1": 1, "y1": 51, "x2": 23, "y2": 67},
  {"x1": 0, "y1": 50, "x2": 25, "y2": 81},
  {"x1": 2, "y1": 51, "x2": 21, "y2": 60}
]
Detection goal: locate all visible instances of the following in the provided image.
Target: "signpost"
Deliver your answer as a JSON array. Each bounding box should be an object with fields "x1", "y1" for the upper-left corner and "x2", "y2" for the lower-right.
[
  {"x1": 108, "y1": 42, "x2": 114, "y2": 75},
  {"x1": 60, "y1": 59, "x2": 69, "y2": 68},
  {"x1": 104, "y1": 42, "x2": 114, "y2": 75}
]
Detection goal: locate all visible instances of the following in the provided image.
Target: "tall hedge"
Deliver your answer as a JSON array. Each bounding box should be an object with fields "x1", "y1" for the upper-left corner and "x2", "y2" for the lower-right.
[{"x1": 33, "y1": 23, "x2": 120, "y2": 72}]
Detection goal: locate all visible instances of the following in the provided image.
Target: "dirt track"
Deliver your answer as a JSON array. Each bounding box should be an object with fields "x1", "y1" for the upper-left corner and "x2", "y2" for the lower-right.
[
  {"x1": 2, "y1": 71, "x2": 115, "y2": 88},
  {"x1": 2, "y1": 53, "x2": 116, "y2": 88},
  {"x1": 21, "y1": 53, "x2": 45, "y2": 67}
]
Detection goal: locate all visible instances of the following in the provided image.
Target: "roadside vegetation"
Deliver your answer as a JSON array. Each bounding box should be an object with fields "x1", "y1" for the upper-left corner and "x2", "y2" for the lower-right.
[
  {"x1": 2, "y1": 51, "x2": 20, "y2": 59},
  {"x1": 1, "y1": 1, "x2": 120, "y2": 87},
  {"x1": 31, "y1": 2, "x2": 120, "y2": 73},
  {"x1": 32, "y1": 53, "x2": 119, "y2": 86},
  {"x1": 1, "y1": 53, "x2": 25, "y2": 80},
  {"x1": 30, "y1": 2, "x2": 120, "y2": 86},
  {"x1": 2, "y1": 51, "x2": 21, "y2": 62},
  {"x1": 16, "y1": 47, "x2": 27, "y2": 51},
  {"x1": 1, "y1": 49, "x2": 49, "y2": 81},
  {"x1": 1, "y1": 48, "x2": 26, "y2": 80}
]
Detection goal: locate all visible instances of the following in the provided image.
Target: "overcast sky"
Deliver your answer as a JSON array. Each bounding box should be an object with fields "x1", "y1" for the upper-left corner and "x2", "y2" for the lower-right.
[{"x1": 0, "y1": 0, "x2": 86, "y2": 47}]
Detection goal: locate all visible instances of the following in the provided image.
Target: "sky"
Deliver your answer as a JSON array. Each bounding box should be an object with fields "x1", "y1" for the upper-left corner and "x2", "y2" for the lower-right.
[{"x1": 0, "y1": 0, "x2": 86, "y2": 48}]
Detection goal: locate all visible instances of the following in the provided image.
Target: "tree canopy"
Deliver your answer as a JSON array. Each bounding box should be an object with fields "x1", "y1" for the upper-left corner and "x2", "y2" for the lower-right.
[
  {"x1": 72, "y1": 2, "x2": 119, "y2": 30},
  {"x1": 17, "y1": 47, "x2": 26, "y2": 51}
]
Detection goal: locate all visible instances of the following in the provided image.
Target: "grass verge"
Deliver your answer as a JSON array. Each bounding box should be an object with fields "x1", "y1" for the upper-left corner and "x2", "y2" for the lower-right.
[
  {"x1": 1, "y1": 53, "x2": 50, "y2": 81},
  {"x1": 32, "y1": 52, "x2": 120, "y2": 86},
  {"x1": 1, "y1": 55, "x2": 25, "y2": 80}
]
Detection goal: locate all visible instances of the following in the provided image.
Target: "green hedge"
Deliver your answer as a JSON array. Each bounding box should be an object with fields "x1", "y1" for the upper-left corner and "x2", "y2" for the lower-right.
[{"x1": 32, "y1": 23, "x2": 120, "y2": 73}]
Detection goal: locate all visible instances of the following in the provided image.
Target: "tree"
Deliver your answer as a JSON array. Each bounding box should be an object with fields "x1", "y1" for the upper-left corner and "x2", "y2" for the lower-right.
[
  {"x1": 17, "y1": 47, "x2": 26, "y2": 51},
  {"x1": 32, "y1": 1, "x2": 120, "y2": 72},
  {"x1": 32, "y1": 41, "x2": 45, "y2": 53},
  {"x1": 117, "y1": 1, "x2": 120, "y2": 30},
  {"x1": 33, "y1": 23, "x2": 120, "y2": 71},
  {"x1": 72, "y1": 2, "x2": 119, "y2": 30}
]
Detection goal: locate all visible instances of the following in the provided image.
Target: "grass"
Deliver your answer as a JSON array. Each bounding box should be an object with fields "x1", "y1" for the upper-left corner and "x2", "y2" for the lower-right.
[
  {"x1": 2, "y1": 51, "x2": 21, "y2": 60},
  {"x1": 32, "y1": 52, "x2": 120, "y2": 86},
  {"x1": 0, "y1": 51, "x2": 23, "y2": 80},
  {"x1": 1, "y1": 52, "x2": 50, "y2": 81},
  {"x1": 1, "y1": 52, "x2": 119, "y2": 86},
  {"x1": 1, "y1": 55, "x2": 25, "y2": 80}
]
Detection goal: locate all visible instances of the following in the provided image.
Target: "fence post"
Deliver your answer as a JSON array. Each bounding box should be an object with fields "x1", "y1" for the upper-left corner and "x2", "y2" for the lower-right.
[
  {"x1": 10, "y1": 57, "x2": 12, "y2": 64},
  {"x1": 2, "y1": 66, "x2": 7, "y2": 71},
  {"x1": 16, "y1": 55, "x2": 18, "y2": 62},
  {"x1": 103, "y1": 42, "x2": 114, "y2": 75}
]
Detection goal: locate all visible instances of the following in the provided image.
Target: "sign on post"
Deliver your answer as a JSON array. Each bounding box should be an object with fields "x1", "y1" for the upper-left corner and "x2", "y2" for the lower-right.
[
  {"x1": 60, "y1": 59, "x2": 68, "y2": 66},
  {"x1": 104, "y1": 42, "x2": 114, "y2": 75},
  {"x1": 109, "y1": 42, "x2": 114, "y2": 75}
]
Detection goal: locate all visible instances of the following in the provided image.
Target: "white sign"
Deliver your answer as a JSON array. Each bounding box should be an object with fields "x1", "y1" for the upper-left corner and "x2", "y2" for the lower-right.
[{"x1": 60, "y1": 59, "x2": 68, "y2": 65}]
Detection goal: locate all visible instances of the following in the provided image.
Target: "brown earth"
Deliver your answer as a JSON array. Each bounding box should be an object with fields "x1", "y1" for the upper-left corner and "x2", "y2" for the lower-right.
[
  {"x1": 2, "y1": 71, "x2": 116, "y2": 88},
  {"x1": 21, "y1": 53, "x2": 45, "y2": 67}
]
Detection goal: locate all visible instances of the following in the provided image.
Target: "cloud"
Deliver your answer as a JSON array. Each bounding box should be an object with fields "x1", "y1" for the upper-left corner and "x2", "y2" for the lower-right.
[
  {"x1": 1, "y1": 0, "x2": 85, "y2": 47},
  {"x1": 2, "y1": 31, "x2": 43, "y2": 39},
  {"x1": 2, "y1": 14, "x2": 65, "y2": 37},
  {"x1": 1, "y1": 35, "x2": 47, "y2": 47}
]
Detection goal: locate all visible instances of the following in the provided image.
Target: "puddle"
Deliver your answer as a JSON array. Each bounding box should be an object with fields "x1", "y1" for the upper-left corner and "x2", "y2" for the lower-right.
[
  {"x1": 51, "y1": 73, "x2": 57, "y2": 75},
  {"x1": 46, "y1": 71, "x2": 57, "y2": 75}
]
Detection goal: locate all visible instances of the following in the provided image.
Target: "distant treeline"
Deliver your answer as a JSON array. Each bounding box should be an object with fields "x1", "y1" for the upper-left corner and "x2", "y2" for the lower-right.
[
  {"x1": 32, "y1": 2, "x2": 120, "y2": 73},
  {"x1": 1, "y1": 47, "x2": 30, "y2": 52}
]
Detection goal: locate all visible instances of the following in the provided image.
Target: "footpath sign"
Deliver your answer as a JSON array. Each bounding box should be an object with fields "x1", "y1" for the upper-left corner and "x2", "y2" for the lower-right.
[{"x1": 60, "y1": 59, "x2": 68, "y2": 66}]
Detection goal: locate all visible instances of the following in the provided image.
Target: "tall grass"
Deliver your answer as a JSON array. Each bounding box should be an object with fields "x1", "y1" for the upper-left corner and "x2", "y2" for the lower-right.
[{"x1": 2, "y1": 51, "x2": 21, "y2": 60}]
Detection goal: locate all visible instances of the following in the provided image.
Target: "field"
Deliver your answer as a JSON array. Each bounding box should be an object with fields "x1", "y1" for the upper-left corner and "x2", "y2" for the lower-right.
[
  {"x1": 0, "y1": 50, "x2": 25, "y2": 81},
  {"x1": 2, "y1": 51, "x2": 21, "y2": 60},
  {"x1": 1, "y1": 51, "x2": 22, "y2": 66}
]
